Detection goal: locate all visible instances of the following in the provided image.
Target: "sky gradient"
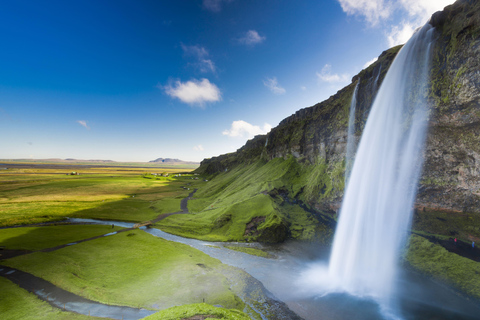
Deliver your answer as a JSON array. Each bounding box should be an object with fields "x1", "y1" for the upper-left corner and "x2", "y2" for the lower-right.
[{"x1": 0, "y1": 0, "x2": 455, "y2": 162}]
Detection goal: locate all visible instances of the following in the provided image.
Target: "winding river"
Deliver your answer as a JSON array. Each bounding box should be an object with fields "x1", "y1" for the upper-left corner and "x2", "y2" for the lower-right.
[{"x1": 67, "y1": 219, "x2": 480, "y2": 320}]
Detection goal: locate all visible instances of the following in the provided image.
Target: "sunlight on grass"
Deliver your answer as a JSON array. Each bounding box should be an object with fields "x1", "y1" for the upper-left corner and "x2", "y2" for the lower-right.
[{"x1": 3, "y1": 230, "x2": 245, "y2": 311}]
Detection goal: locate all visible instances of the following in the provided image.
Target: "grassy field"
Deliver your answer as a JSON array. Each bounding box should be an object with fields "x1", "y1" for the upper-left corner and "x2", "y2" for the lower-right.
[
  {"x1": 142, "y1": 303, "x2": 250, "y2": 320},
  {"x1": 0, "y1": 225, "x2": 124, "y2": 251},
  {"x1": 3, "y1": 229, "x2": 244, "y2": 311},
  {"x1": 157, "y1": 157, "x2": 334, "y2": 243},
  {"x1": 0, "y1": 165, "x2": 205, "y2": 226},
  {"x1": 0, "y1": 277, "x2": 100, "y2": 320}
]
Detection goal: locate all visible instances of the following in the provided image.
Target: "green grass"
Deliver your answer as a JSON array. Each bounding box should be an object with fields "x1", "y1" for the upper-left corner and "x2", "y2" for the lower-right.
[
  {"x1": 0, "y1": 277, "x2": 100, "y2": 320},
  {"x1": 224, "y1": 246, "x2": 272, "y2": 258},
  {"x1": 0, "y1": 225, "x2": 124, "y2": 251},
  {"x1": 3, "y1": 230, "x2": 244, "y2": 311},
  {"x1": 142, "y1": 303, "x2": 250, "y2": 320},
  {"x1": 0, "y1": 168, "x2": 203, "y2": 226},
  {"x1": 159, "y1": 157, "x2": 335, "y2": 243},
  {"x1": 405, "y1": 234, "x2": 480, "y2": 299}
]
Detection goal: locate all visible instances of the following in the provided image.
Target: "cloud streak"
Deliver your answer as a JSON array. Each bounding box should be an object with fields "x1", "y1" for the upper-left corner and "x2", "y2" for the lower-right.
[
  {"x1": 76, "y1": 120, "x2": 90, "y2": 129},
  {"x1": 223, "y1": 120, "x2": 272, "y2": 139},
  {"x1": 163, "y1": 78, "x2": 221, "y2": 107},
  {"x1": 263, "y1": 77, "x2": 286, "y2": 95},
  {"x1": 203, "y1": 0, "x2": 233, "y2": 12},
  {"x1": 193, "y1": 144, "x2": 204, "y2": 151},
  {"x1": 181, "y1": 44, "x2": 216, "y2": 73}
]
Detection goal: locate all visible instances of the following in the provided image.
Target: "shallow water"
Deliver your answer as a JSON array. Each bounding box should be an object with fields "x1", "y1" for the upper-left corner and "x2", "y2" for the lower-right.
[{"x1": 69, "y1": 219, "x2": 480, "y2": 320}]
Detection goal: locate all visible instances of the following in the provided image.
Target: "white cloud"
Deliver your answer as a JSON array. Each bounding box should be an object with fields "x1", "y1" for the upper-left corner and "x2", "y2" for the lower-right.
[
  {"x1": 77, "y1": 120, "x2": 89, "y2": 129},
  {"x1": 203, "y1": 0, "x2": 233, "y2": 12},
  {"x1": 316, "y1": 64, "x2": 349, "y2": 83},
  {"x1": 386, "y1": 21, "x2": 416, "y2": 46},
  {"x1": 181, "y1": 44, "x2": 216, "y2": 73},
  {"x1": 263, "y1": 77, "x2": 286, "y2": 95},
  {"x1": 336, "y1": 0, "x2": 455, "y2": 45},
  {"x1": 337, "y1": 0, "x2": 391, "y2": 26},
  {"x1": 300, "y1": 86, "x2": 307, "y2": 91},
  {"x1": 363, "y1": 57, "x2": 378, "y2": 69},
  {"x1": 399, "y1": 0, "x2": 454, "y2": 22},
  {"x1": 163, "y1": 78, "x2": 221, "y2": 106},
  {"x1": 193, "y1": 144, "x2": 204, "y2": 151},
  {"x1": 238, "y1": 30, "x2": 266, "y2": 46},
  {"x1": 222, "y1": 120, "x2": 272, "y2": 139}
]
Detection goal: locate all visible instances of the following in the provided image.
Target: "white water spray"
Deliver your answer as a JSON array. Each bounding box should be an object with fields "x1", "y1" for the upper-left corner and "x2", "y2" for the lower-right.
[
  {"x1": 345, "y1": 80, "x2": 359, "y2": 185},
  {"x1": 328, "y1": 24, "x2": 435, "y2": 314}
]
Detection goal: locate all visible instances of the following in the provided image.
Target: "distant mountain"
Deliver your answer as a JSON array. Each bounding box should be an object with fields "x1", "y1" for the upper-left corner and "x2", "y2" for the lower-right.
[{"x1": 149, "y1": 158, "x2": 199, "y2": 165}]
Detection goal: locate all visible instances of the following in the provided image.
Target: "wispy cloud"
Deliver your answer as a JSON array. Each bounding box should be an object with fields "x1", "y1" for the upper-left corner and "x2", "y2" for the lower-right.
[
  {"x1": 181, "y1": 44, "x2": 216, "y2": 73},
  {"x1": 193, "y1": 144, "x2": 204, "y2": 151},
  {"x1": 203, "y1": 0, "x2": 233, "y2": 12},
  {"x1": 316, "y1": 64, "x2": 350, "y2": 83},
  {"x1": 263, "y1": 77, "x2": 286, "y2": 95},
  {"x1": 237, "y1": 30, "x2": 266, "y2": 46},
  {"x1": 77, "y1": 120, "x2": 90, "y2": 130},
  {"x1": 222, "y1": 120, "x2": 272, "y2": 139},
  {"x1": 363, "y1": 57, "x2": 378, "y2": 69},
  {"x1": 162, "y1": 78, "x2": 221, "y2": 107}
]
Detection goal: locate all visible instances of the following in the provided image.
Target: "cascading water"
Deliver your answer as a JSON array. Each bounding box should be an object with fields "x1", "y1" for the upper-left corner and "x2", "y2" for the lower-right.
[
  {"x1": 345, "y1": 80, "x2": 359, "y2": 185},
  {"x1": 328, "y1": 23, "x2": 435, "y2": 315}
]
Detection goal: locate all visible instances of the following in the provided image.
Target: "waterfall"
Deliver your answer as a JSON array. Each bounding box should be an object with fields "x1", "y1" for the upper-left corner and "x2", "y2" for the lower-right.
[
  {"x1": 345, "y1": 80, "x2": 359, "y2": 185},
  {"x1": 328, "y1": 24, "x2": 435, "y2": 314}
]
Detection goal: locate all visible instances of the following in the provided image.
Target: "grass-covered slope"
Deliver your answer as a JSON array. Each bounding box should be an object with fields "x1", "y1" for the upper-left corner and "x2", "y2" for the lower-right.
[
  {"x1": 405, "y1": 234, "x2": 480, "y2": 299},
  {"x1": 158, "y1": 156, "x2": 337, "y2": 243},
  {"x1": 3, "y1": 229, "x2": 244, "y2": 311}
]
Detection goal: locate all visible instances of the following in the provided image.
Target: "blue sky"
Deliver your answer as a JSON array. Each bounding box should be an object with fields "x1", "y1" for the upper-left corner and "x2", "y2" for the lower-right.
[{"x1": 0, "y1": 0, "x2": 454, "y2": 162}]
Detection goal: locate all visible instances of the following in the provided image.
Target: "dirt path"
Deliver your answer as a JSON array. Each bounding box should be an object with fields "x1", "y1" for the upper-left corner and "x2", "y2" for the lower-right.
[
  {"x1": 0, "y1": 265, "x2": 155, "y2": 320},
  {"x1": 151, "y1": 189, "x2": 197, "y2": 223},
  {"x1": 417, "y1": 234, "x2": 480, "y2": 262}
]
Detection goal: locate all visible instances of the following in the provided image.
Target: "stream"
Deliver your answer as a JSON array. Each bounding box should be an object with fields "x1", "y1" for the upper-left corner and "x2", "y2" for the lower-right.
[{"x1": 66, "y1": 219, "x2": 480, "y2": 320}]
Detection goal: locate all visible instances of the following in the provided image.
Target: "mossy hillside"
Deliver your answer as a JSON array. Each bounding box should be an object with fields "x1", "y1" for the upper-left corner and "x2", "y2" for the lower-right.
[
  {"x1": 157, "y1": 193, "x2": 285, "y2": 242},
  {"x1": 405, "y1": 234, "x2": 480, "y2": 299},
  {"x1": 0, "y1": 224, "x2": 124, "y2": 251},
  {"x1": 0, "y1": 277, "x2": 100, "y2": 320},
  {"x1": 3, "y1": 230, "x2": 244, "y2": 311},
  {"x1": 162, "y1": 157, "x2": 337, "y2": 243},
  {"x1": 411, "y1": 208, "x2": 480, "y2": 243},
  {"x1": 142, "y1": 303, "x2": 250, "y2": 320}
]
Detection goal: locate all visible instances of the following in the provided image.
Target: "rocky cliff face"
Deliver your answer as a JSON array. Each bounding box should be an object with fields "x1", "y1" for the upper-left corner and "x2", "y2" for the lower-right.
[{"x1": 198, "y1": 0, "x2": 480, "y2": 216}]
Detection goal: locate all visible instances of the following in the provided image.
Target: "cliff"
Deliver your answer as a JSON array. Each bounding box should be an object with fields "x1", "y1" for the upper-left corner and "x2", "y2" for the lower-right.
[{"x1": 197, "y1": 0, "x2": 480, "y2": 217}]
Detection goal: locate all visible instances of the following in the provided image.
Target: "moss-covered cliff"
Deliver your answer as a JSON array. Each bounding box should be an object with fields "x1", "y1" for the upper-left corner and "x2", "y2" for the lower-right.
[
  {"x1": 198, "y1": 0, "x2": 480, "y2": 218},
  {"x1": 181, "y1": 0, "x2": 480, "y2": 300}
]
